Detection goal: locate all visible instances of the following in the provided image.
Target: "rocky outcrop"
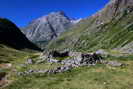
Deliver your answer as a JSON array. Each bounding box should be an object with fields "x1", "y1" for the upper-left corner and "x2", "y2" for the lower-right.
[
  {"x1": 92, "y1": 0, "x2": 133, "y2": 24},
  {"x1": 17, "y1": 51, "x2": 125, "y2": 76},
  {"x1": 22, "y1": 11, "x2": 80, "y2": 49},
  {"x1": 17, "y1": 51, "x2": 103, "y2": 76},
  {"x1": 17, "y1": 65, "x2": 73, "y2": 76},
  {"x1": 0, "y1": 18, "x2": 41, "y2": 50}
]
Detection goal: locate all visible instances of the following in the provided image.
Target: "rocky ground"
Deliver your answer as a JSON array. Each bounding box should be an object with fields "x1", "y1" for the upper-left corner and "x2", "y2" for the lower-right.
[
  {"x1": 16, "y1": 51, "x2": 124, "y2": 76},
  {"x1": 1, "y1": 50, "x2": 132, "y2": 89}
]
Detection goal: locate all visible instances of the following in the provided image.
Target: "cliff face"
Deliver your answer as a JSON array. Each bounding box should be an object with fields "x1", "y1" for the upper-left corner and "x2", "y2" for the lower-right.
[
  {"x1": 47, "y1": 0, "x2": 133, "y2": 53},
  {"x1": 22, "y1": 11, "x2": 79, "y2": 49},
  {"x1": 0, "y1": 18, "x2": 41, "y2": 51},
  {"x1": 92, "y1": 0, "x2": 133, "y2": 23}
]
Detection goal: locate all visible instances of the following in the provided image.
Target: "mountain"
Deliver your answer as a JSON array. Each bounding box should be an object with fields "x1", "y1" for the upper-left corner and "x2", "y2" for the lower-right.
[
  {"x1": 22, "y1": 11, "x2": 80, "y2": 49},
  {"x1": 47, "y1": 0, "x2": 133, "y2": 54},
  {"x1": 0, "y1": 18, "x2": 41, "y2": 51}
]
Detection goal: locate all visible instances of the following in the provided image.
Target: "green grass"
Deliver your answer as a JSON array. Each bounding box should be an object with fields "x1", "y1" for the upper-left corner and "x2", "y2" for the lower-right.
[
  {"x1": 3, "y1": 54, "x2": 133, "y2": 89},
  {"x1": 54, "y1": 56, "x2": 70, "y2": 61},
  {"x1": 1, "y1": 44, "x2": 133, "y2": 89},
  {"x1": 0, "y1": 44, "x2": 39, "y2": 64}
]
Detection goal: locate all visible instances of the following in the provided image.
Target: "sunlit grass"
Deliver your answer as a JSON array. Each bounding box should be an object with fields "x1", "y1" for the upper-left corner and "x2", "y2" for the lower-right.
[{"x1": 5, "y1": 54, "x2": 133, "y2": 89}]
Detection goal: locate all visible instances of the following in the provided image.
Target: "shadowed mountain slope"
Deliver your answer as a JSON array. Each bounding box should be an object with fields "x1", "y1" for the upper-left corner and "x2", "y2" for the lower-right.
[{"x1": 0, "y1": 18, "x2": 41, "y2": 51}]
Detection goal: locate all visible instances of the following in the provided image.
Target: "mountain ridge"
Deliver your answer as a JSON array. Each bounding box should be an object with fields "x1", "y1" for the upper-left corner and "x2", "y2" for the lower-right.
[
  {"x1": 47, "y1": 0, "x2": 133, "y2": 54},
  {"x1": 22, "y1": 11, "x2": 80, "y2": 49}
]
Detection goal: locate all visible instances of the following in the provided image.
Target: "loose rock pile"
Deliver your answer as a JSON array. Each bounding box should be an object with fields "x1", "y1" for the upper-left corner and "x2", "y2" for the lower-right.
[
  {"x1": 18, "y1": 65, "x2": 73, "y2": 76},
  {"x1": 17, "y1": 51, "x2": 104, "y2": 76},
  {"x1": 17, "y1": 51, "x2": 125, "y2": 76}
]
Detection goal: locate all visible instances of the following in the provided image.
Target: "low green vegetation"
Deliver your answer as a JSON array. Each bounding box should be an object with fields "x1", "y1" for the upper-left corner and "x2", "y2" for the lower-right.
[
  {"x1": 1, "y1": 43, "x2": 133, "y2": 89},
  {"x1": 5, "y1": 55, "x2": 133, "y2": 89},
  {"x1": 0, "y1": 45, "x2": 39, "y2": 64},
  {"x1": 47, "y1": 11, "x2": 133, "y2": 52},
  {"x1": 0, "y1": 45, "x2": 132, "y2": 89}
]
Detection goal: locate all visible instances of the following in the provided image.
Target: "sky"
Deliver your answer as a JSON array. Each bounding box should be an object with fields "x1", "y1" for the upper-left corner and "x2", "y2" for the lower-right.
[{"x1": 0, "y1": 0, "x2": 109, "y2": 27}]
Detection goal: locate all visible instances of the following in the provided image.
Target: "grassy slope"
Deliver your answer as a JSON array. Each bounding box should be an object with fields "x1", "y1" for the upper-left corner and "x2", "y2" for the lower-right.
[
  {"x1": 47, "y1": 11, "x2": 133, "y2": 52},
  {"x1": 1, "y1": 41, "x2": 133, "y2": 89},
  {"x1": 1, "y1": 43, "x2": 132, "y2": 89},
  {"x1": 0, "y1": 44, "x2": 41, "y2": 88},
  {"x1": 0, "y1": 44, "x2": 38, "y2": 64}
]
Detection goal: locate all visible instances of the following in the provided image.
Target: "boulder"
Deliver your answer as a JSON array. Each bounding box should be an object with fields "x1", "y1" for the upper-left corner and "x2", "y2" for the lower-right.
[
  {"x1": 106, "y1": 61, "x2": 124, "y2": 67},
  {"x1": 26, "y1": 59, "x2": 34, "y2": 64},
  {"x1": 81, "y1": 53, "x2": 103, "y2": 64}
]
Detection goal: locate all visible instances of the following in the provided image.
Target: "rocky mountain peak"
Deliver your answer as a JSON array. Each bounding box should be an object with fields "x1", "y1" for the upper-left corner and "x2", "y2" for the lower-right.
[
  {"x1": 48, "y1": 11, "x2": 67, "y2": 17},
  {"x1": 36, "y1": 11, "x2": 70, "y2": 22},
  {"x1": 22, "y1": 11, "x2": 80, "y2": 49}
]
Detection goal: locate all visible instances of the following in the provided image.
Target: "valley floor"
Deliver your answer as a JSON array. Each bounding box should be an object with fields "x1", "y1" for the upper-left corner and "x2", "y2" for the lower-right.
[{"x1": 1, "y1": 49, "x2": 133, "y2": 89}]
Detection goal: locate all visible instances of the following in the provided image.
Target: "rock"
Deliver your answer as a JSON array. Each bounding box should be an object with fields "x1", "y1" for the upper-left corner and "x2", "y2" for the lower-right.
[
  {"x1": 61, "y1": 52, "x2": 103, "y2": 67},
  {"x1": 47, "y1": 58, "x2": 59, "y2": 63},
  {"x1": 69, "y1": 51, "x2": 82, "y2": 57},
  {"x1": 26, "y1": 59, "x2": 34, "y2": 64},
  {"x1": 96, "y1": 49, "x2": 109, "y2": 56},
  {"x1": 54, "y1": 65, "x2": 73, "y2": 73},
  {"x1": 106, "y1": 61, "x2": 124, "y2": 67},
  {"x1": 18, "y1": 52, "x2": 104, "y2": 76},
  {"x1": 28, "y1": 69, "x2": 34, "y2": 73},
  {"x1": 19, "y1": 64, "x2": 27, "y2": 67},
  {"x1": 22, "y1": 11, "x2": 78, "y2": 49},
  {"x1": 80, "y1": 53, "x2": 103, "y2": 65}
]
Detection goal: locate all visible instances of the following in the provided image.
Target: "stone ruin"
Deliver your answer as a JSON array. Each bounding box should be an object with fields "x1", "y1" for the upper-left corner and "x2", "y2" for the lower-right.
[
  {"x1": 17, "y1": 50, "x2": 125, "y2": 76},
  {"x1": 81, "y1": 53, "x2": 103, "y2": 64},
  {"x1": 48, "y1": 50, "x2": 69, "y2": 58},
  {"x1": 47, "y1": 51, "x2": 103, "y2": 65}
]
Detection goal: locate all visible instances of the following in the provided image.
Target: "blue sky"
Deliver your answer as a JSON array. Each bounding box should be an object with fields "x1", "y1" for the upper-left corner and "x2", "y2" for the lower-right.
[{"x1": 0, "y1": 0, "x2": 109, "y2": 27}]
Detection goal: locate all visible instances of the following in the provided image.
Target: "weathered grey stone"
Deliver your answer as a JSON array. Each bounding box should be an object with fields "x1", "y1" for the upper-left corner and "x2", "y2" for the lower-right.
[
  {"x1": 96, "y1": 49, "x2": 109, "y2": 55},
  {"x1": 22, "y1": 11, "x2": 80, "y2": 49},
  {"x1": 18, "y1": 52, "x2": 104, "y2": 76},
  {"x1": 106, "y1": 61, "x2": 124, "y2": 67},
  {"x1": 47, "y1": 58, "x2": 59, "y2": 63},
  {"x1": 19, "y1": 64, "x2": 27, "y2": 67},
  {"x1": 26, "y1": 59, "x2": 34, "y2": 64},
  {"x1": 28, "y1": 69, "x2": 34, "y2": 73}
]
